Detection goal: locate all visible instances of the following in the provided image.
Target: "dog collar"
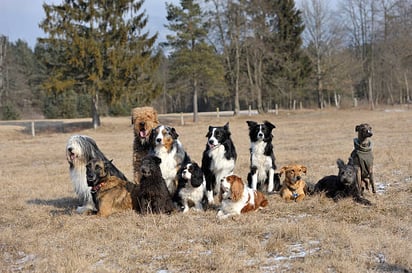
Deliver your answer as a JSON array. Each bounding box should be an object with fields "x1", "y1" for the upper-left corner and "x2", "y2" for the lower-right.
[
  {"x1": 292, "y1": 192, "x2": 299, "y2": 201},
  {"x1": 91, "y1": 182, "x2": 105, "y2": 193},
  {"x1": 354, "y1": 138, "x2": 372, "y2": 153}
]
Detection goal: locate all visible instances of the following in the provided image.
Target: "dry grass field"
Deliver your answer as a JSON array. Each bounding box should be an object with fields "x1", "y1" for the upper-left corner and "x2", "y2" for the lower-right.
[{"x1": 0, "y1": 107, "x2": 411, "y2": 273}]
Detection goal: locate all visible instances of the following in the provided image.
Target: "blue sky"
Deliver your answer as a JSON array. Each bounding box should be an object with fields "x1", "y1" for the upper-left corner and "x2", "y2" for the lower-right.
[{"x1": 0, "y1": 0, "x2": 179, "y2": 49}]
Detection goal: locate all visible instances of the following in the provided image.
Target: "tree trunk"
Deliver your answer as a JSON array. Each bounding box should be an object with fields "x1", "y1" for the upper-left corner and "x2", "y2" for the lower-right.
[
  {"x1": 368, "y1": 76, "x2": 374, "y2": 110},
  {"x1": 234, "y1": 41, "x2": 240, "y2": 116},
  {"x1": 92, "y1": 92, "x2": 100, "y2": 129},
  {"x1": 405, "y1": 72, "x2": 410, "y2": 103},
  {"x1": 193, "y1": 78, "x2": 198, "y2": 123}
]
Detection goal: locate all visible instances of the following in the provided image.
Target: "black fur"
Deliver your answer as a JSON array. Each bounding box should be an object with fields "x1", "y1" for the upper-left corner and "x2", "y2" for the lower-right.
[
  {"x1": 201, "y1": 122, "x2": 237, "y2": 204},
  {"x1": 137, "y1": 155, "x2": 175, "y2": 214},
  {"x1": 246, "y1": 120, "x2": 280, "y2": 192},
  {"x1": 314, "y1": 158, "x2": 371, "y2": 205},
  {"x1": 174, "y1": 162, "x2": 206, "y2": 212}
]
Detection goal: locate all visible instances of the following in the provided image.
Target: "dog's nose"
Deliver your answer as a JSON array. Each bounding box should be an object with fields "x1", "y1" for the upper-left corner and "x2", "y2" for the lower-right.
[
  {"x1": 156, "y1": 138, "x2": 162, "y2": 143},
  {"x1": 258, "y1": 132, "x2": 263, "y2": 137},
  {"x1": 208, "y1": 140, "x2": 214, "y2": 145},
  {"x1": 141, "y1": 168, "x2": 151, "y2": 176},
  {"x1": 139, "y1": 121, "x2": 145, "y2": 126},
  {"x1": 68, "y1": 147, "x2": 73, "y2": 153},
  {"x1": 296, "y1": 176, "x2": 301, "y2": 180}
]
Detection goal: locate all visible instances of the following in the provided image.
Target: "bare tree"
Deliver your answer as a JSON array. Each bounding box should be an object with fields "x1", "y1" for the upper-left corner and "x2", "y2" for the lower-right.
[{"x1": 301, "y1": 0, "x2": 335, "y2": 108}]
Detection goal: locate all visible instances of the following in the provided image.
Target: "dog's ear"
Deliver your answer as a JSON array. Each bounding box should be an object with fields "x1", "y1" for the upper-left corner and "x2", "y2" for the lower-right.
[
  {"x1": 104, "y1": 160, "x2": 113, "y2": 170},
  {"x1": 355, "y1": 125, "x2": 360, "y2": 132},
  {"x1": 246, "y1": 121, "x2": 257, "y2": 128},
  {"x1": 230, "y1": 177, "x2": 244, "y2": 201},
  {"x1": 279, "y1": 166, "x2": 288, "y2": 176},
  {"x1": 224, "y1": 122, "x2": 230, "y2": 131},
  {"x1": 169, "y1": 127, "x2": 179, "y2": 139},
  {"x1": 337, "y1": 159, "x2": 345, "y2": 169},
  {"x1": 300, "y1": 165, "x2": 307, "y2": 174},
  {"x1": 206, "y1": 126, "x2": 213, "y2": 137},
  {"x1": 264, "y1": 120, "x2": 276, "y2": 130},
  {"x1": 347, "y1": 157, "x2": 354, "y2": 166}
]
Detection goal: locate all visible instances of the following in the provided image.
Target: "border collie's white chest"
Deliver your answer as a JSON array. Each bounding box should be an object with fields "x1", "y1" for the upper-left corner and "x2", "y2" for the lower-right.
[
  {"x1": 208, "y1": 145, "x2": 235, "y2": 173},
  {"x1": 251, "y1": 141, "x2": 272, "y2": 179}
]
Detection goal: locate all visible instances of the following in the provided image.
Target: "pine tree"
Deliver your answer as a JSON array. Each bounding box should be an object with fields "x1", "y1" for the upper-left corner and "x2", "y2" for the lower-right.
[
  {"x1": 165, "y1": 0, "x2": 226, "y2": 122},
  {"x1": 38, "y1": 0, "x2": 160, "y2": 126}
]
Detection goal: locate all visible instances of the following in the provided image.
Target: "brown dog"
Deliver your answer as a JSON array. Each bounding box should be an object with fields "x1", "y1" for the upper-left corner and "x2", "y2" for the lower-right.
[
  {"x1": 279, "y1": 165, "x2": 308, "y2": 202},
  {"x1": 131, "y1": 106, "x2": 159, "y2": 184},
  {"x1": 86, "y1": 159, "x2": 139, "y2": 217},
  {"x1": 350, "y1": 123, "x2": 375, "y2": 195}
]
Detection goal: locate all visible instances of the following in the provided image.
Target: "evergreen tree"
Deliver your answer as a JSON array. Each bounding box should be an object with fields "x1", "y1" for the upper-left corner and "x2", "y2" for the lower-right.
[
  {"x1": 38, "y1": 0, "x2": 160, "y2": 126},
  {"x1": 268, "y1": 0, "x2": 312, "y2": 108},
  {"x1": 165, "y1": 0, "x2": 226, "y2": 121}
]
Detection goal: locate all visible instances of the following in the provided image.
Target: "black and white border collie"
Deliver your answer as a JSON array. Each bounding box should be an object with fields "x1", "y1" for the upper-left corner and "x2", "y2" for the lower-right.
[
  {"x1": 246, "y1": 120, "x2": 280, "y2": 192},
  {"x1": 149, "y1": 125, "x2": 190, "y2": 196},
  {"x1": 201, "y1": 122, "x2": 237, "y2": 205},
  {"x1": 174, "y1": 162, "x2": 206, "y2": 212}
]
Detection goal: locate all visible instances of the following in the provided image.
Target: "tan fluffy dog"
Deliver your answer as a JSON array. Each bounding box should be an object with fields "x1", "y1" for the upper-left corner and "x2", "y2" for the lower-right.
[
  {"x1": 131, "y1": 107, "x2": 159, "y2": 184},
  {"x1": 279, "y1": 165, "x2": 308, "y2": 202},
  {"x1": 86, "y1": 159, "x2": 139, "y2": 217}
]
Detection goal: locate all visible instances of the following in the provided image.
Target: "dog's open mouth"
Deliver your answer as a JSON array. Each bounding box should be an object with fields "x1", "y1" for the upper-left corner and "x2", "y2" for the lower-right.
[
  {"x1": 139, "y1": 130, "x2": 147, "y2": 138},
  {"x1": 68, "y1": 152, "x2": 76, "y2": 161},
  {"x1": 208, "y1": 143, "x2": 220, "y2": 150}
]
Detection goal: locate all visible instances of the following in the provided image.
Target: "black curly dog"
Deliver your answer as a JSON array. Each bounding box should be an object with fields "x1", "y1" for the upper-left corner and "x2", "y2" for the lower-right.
[{"x1": 137, "y1": 155, "x2": 175, "y2": 214}]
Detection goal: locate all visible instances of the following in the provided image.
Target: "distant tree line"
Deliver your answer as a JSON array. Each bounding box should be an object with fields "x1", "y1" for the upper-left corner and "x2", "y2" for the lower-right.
[{"x1": 0, "y1": 0, "x2": 411, "y2": 123}]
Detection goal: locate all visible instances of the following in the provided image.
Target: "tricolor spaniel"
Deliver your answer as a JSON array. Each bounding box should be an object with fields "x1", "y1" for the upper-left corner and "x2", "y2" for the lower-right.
[
  {"x1": 201, "y1": 122, "x2": 237, "y2": 205},
  {"x1": 174, "y1": 162, "x2": 206, "y2": 212},
  {"x1": 150, "y1": 125, "x2": 190, "y2": 196},
  {"x1": 217, "y1": 175, "x2": 268, "y2": 220}
]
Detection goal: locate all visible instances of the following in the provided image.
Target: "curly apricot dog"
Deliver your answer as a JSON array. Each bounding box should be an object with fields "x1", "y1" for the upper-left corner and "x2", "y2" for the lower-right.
[
  {"x1": 279, "y1": 165, "x2": 308, "y2": 202},
  {"x1": 131, "y1": 106, "x2": 159, "y2": 184}
]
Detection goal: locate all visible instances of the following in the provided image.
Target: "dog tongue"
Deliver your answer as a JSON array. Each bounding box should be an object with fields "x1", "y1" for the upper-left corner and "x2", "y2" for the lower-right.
[
  {"x1": 70, "y1": 154, "x2": 76, "y2": 161},
  {"x1": 140, "y1": 131, "x2": 147, "y2": 138}
]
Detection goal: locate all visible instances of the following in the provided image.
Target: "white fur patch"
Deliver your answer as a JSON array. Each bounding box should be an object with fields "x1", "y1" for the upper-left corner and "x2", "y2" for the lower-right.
[
  {"x1": 179, "y1": 177, "x2": 206, "y2": 212},
  {"x1": 207, "y1": 144, "x2": 235, "y2": 203},
  {"x1": 250, "y1": 140, "x2": 275, "y2": 191}
]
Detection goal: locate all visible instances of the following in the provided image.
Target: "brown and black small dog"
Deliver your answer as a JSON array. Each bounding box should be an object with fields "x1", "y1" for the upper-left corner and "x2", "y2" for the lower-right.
[
  {"x1": 131, "y1": 106, "x2": 159, "y2": 184},
  {"x1": 86, "y1": 159, "x2": 139, "y2": 217},
  {"x1": 350, "y1": 123, "x2": 375, "y2": 195},
  {"x1": 314, "y1": 158, "x2": 372, "y2": 205},
  {"x1": 279, "y1": 165, "x2": 308, "y2": 202}
]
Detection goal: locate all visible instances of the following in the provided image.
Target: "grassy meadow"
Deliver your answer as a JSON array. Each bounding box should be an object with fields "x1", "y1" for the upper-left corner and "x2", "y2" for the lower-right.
[{"x1": 0, "y1": 107, "x2": 411, "y2": 273}]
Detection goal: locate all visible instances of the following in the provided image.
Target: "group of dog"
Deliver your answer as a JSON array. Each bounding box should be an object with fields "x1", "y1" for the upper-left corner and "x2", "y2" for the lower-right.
[{"x1": 66, "y1": 106, "x2": 375, "y2": 219}]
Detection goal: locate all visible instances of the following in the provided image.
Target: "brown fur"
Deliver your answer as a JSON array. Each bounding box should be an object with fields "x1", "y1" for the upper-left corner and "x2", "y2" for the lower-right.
[
  {"x1": 279, "y1": 165, "x2": 308, "y2": 202},
  {"x1": 350, "y1": 123, "x2": 375, "y2": 195},
  {"x1": 219, "y1": 175, "x2": 268, "y2": 218},
  {"x1": 131, "y1": 107, "x2": 159, "y2": 184},
  {"x1": 87, "y1": 159, "x2": 139, "y2": 217}
]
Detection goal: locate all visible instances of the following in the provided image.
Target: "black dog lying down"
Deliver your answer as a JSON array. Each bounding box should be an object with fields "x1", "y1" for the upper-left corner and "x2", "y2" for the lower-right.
[{"x1": 314, "y1": 158, "x2": 372, "y2": 206}]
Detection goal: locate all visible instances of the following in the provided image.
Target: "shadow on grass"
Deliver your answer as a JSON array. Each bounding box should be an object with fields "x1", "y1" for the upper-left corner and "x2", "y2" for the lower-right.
[
  {"x1": 0, "y1": 120, "x2": 92, "y2": 135},
  {"x1": 27, "y1": 197, "x2": 79, "y2": 215},
  {"x1": 376, "y1": 263, "x2": 411, "y2": 273}
]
